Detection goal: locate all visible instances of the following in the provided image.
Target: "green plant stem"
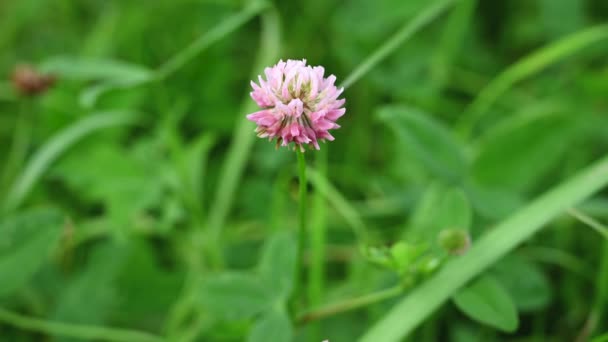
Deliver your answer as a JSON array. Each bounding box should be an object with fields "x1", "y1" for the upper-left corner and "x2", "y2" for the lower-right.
[
  {"x1": 302, "y1": 0, "x2": 457, "y2": 333},
  {"x1": 298, "y1": 286, "x2": 402, "y2": 324},
  {"x1": 293, "y1": 150, "x2": 308, "y2": 308},
  {"x1": 0, "y1": 307, "x2": 164, "y2": 342},
  {"x1": 361, "y1": 155, "x2": 608, "y2": 341},
  {"x1": 307, "y1": 148, "x2": 327, "y2": 341},
  {"x1": 567, "y1": 207, "x2": 608, "y2": 240}
]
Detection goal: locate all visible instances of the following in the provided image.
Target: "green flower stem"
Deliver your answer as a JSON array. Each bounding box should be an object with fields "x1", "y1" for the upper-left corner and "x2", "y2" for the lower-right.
[
  {"x1": 567, "y1": 207, "x2": 608, "y2": 240},
  {"x1": 298, "y1": 286, "x2": 402, "y2": 325},
  {"x1": 292, "y1": 150, "x2": 308, "y2": 308},
  {"x1": 0, "y1": 307, "x2": 164, "y2": 342},
  {"x1": 307, "y1": 148, "x2": 327, "y2": 340},
  {"x1": 303, "y1": 0, "x2": 456, "y2": 334}
]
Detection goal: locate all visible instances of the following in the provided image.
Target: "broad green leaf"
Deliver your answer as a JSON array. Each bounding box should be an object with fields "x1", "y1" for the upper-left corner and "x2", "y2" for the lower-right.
[
  {"x1": 247, "y1": 309, "x2": 292, "y2": 342},
  {"x1": 491, "y1": 255, "x2": 551, "y2": 312},
  {"x1": 377, "y1": 106, "x2": 467, "y2": 182},
  {"x1": 199, "y1": 272, "x2": 274, "y2": 320},
  {"x1": 0, "y1": 208, "x2": 63, "y2": 298},
  {"x1": 453, "y1": 275, "x2": 518, "y2": 332},
  {"x1": 472, "y1": 113, "x2": 580, "y2": 194},
  {"x1": 258, "y1": 232, "x2": 297, "y2": 300}
]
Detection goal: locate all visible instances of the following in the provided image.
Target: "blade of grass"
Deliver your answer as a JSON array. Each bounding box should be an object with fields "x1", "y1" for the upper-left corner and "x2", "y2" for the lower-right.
[
  {"x1": 0, "y1": 307, "x2": 164, "y2": 342},
  {"x1": 155, "y1": 1, "x2": 269, "y2": 80},
  {"x1": 456, "y1": 24, "x2": 608, "y2": 138},
  {"x1": 205, "y1": 4, "x2": 280, "y2": 269},
  {"x1": 2, "y1": 110, "x2": 137, "y2": 213},
  {"x1": 81, "y1": 1, "x2": 269, "y2": 106},
  {"x1": 340, "y1": 0, "x2": 457, "y2": 89},
  {"x1": 360, "y1": 155, "x2": 608, "y2": 341},
  {"x1": 567, "y1": 208, "x2": 608, "y2": 240}
]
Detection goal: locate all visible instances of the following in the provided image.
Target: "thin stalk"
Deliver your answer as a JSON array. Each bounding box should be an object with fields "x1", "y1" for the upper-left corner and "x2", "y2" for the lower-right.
[
  {"x1": 567, "y1": 207, "x2": 608, "y2": 240},
  {"x1": 308, "y1": 147, "x2": 327, "y2": 340},
  {"x1": 298, "y1": 286, "x2": 402, "y2": 324},
  {"x1": 155, "y1": 1, "x2": 268, "y2": 80},
  {"x1": 0, "y1": 307, "x2": 164, "y2": 342},
  {"x1": 293, "y1": 150, "x2": 308, "y2": 307},
  {"x1": 340, "y1": 0, "x2": 456, "y2": 89},
  {"x1": 303, "y1": 0, "x2": 457, "y2": 333}
]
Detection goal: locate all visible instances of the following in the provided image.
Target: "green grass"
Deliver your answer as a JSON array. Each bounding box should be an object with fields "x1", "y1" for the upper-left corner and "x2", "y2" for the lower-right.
[{"x1": 1, "y1": 0, "x2": 608, "y2": 341}]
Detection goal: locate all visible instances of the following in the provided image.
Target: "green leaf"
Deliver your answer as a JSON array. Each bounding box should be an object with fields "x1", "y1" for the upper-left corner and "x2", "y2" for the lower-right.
[
  {"x1": 472, "y1": 113, "x2": 580, "y2": 194},
  {"x1": 0, "y1": 208, "x2": 63, "y2": 298},
  {"x1": 377, "y1": 106, "x2": 467, "y2": 182},
  {"x1": 258, "y1": 232, "x2": 297, "y2": 300},
  {"x1": 247, "y1": 309, "x2": 292, "y2": 342},
  {"x1": 199, "y1": 272, "x2": 273, "y2": 320},
  {"x1": 452, "y1": 275, "x2": 518, "y2": 332},
  {"x1": 491, "y1": 255, "x2": 551, "y2": 312}
]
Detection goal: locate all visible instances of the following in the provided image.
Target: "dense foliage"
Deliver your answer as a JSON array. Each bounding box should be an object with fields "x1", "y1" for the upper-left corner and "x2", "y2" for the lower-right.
[{"x1": 1, "y1": 0, "x2": 608, "y2": 341}]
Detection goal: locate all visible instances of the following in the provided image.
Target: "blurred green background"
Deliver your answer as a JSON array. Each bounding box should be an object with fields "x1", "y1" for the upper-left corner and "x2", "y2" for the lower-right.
[{"x1": 1, "y1": 0, "x2": 608, "y2": 341}]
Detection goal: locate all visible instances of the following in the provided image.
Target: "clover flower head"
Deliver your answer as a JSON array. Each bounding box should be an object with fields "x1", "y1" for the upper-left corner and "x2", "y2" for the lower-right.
[{"x1": 246, "y1": 59, "x2": 345, "y2": 152}]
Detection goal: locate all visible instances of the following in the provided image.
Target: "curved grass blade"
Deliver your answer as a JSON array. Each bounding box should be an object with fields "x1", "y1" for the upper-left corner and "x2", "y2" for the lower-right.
[
  {"x1": 340, "y1": 0, "x2": 457, "y2": 89},
  {"x1": 205, "y1": 6, "x2": 281, "y2": 268},
  {"x1": 2, "y1": 111, "x2": 138, "y2": 212},
  {"x1": 155, "y1": 1, "x2": 269, "y2": 80},
  {"x1": 360, "y1": 155, "x2": 608, "y2": 341},
  {"x1": 457, "y1": 24, "x2": 608, "y2": 137}
]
